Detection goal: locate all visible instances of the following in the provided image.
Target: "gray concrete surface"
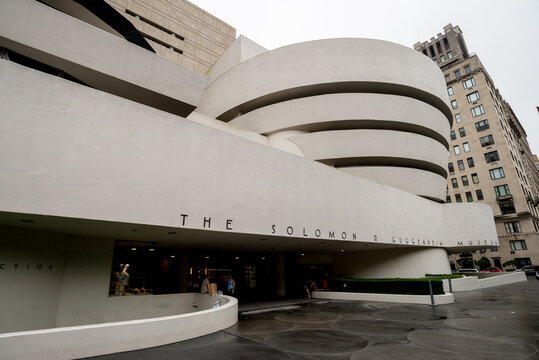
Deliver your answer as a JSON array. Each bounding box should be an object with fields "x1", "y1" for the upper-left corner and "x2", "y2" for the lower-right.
[{"x1": 85, "y1": 278, "x2": 539, "y2": 359}]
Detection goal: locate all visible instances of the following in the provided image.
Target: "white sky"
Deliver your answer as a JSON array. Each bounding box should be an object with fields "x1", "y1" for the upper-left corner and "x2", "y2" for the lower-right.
[{"x1": 190, "y1": 0, "x2": 539, "y2": 155}]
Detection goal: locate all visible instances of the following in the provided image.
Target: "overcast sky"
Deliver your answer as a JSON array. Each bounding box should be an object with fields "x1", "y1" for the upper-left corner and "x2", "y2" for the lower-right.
[{"x1": 190, "y1": 0, "x2": 539, "y2": 155}]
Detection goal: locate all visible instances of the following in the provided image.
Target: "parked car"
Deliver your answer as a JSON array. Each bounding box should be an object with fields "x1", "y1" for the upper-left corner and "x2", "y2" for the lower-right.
[
  {"x1": 481, "y1": 267, "x2": 502, "y2": 272},
  {"x1": 516, "y1": 265, "x2": 537, "y2": 275},
  {"x1": 455, "y1": 268, "x2": 479, "y2": 273}
]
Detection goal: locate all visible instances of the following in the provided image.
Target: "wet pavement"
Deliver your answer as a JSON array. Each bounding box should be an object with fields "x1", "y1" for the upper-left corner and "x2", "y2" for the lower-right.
[{"x1": 87, "y1": 278, "x2": 539, "y2": 359}]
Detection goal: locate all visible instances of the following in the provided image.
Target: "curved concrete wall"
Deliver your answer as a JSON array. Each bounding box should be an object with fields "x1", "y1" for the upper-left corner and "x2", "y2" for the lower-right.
[
  {"x1": 197, "y1": 39, "x2": 451, "y2": 200},
  {"x1": 0, "y1": 295, "x2": 238, "y2": 360},
  {"x1": 341, "y1": 167, "x2": 447, "y2": 201}
]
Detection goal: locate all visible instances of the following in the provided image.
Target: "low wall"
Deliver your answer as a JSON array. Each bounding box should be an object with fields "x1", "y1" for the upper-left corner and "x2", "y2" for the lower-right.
[
  {"x1": 443, "y1": 272, "x2": 527, "y2": 292},
  {"x1": 0, "y1": 294, "x2": 237, "y2": 360},
  {"x1": 312, "y1": 291, "x2": 454, "y2": 305}
]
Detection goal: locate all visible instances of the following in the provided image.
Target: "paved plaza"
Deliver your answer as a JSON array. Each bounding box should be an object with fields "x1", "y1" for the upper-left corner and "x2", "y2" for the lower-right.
[{"x1": 88, "y1": 278, "x2": 539, "y2": 359}]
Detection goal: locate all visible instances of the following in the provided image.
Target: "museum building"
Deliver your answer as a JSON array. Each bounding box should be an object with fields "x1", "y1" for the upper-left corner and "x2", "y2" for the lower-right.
[{"x1": 0, "y1": 0, "x2": 498, "y2": 355}]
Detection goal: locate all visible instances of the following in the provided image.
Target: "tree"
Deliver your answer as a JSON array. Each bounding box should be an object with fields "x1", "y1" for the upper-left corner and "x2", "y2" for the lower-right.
[
  {"x1": 503, "y1": 260, "x2": 516, "y2": 270},
  {"x1": 475, "y1": 256, "x2": 491, "y2": 270}
]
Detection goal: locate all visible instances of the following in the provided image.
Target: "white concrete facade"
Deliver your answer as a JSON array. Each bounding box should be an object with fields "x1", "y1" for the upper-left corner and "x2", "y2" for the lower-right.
[{"x1": 0, "y1": 0, "x2": 498, "y2": 353}]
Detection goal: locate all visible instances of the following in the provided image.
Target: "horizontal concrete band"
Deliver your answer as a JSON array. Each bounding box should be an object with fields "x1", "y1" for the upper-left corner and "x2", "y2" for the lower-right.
[
  {"x1": 312, "y1": 291, "x2": 455, "y2": 305},
  {"x1": 197, "y1": 38, "x2": 452, "y2": 122},
  {"x1": 341, "y1": 166, "x2": 447, "y2": 202},
  {"x1": 0, "y1": 0, "x2": 207, "y2": 117},
  {"x1": 290, "y1": 130, "x2": 448, "y2": 179},
  {"x1": 229, "y1": 93, "x2": 450, "y2": 148},
  {"x1": 0, "y1": 295, "x2": 238, "y2": 360},
  {"x1": 442, "y1": 272, "x2": 527, "y2": 292}
]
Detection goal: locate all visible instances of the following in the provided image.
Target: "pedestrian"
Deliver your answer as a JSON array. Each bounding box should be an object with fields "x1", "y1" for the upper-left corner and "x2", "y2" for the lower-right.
[
  {"x1": 535, "y1": 266, "x2": 539, "y2": 282},
  {"x1": 201, "y1": 275, "x2": 210, "y2": 294},
  {"x1": 226, "y1": 275, "x2": 235, "y2": 296}
]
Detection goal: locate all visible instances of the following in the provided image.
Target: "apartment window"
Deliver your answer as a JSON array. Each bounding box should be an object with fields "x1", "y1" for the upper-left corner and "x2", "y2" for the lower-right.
[
  {"x1": 447, "y1": 51, "x2": 453, "y2": 59},
  {"x1": 471, "y1": 105, "x2": 485, "y2": 117},
  {"x1": 440, "y1": 55, "x2": 445, "y2": 63},
  {"x1": 467, "y1": 91, "x2": 480, "y2": 103},
  {"x1": 494, "y1": 184, "x2": 510, "y2": 197},
  {"x1": 451, "y1": 178, "x2": 459, "y2": 188},
  {"x1": 450, "y1": 130, "x2": 456, "y2": 140},
  {"x1": 454, "y1": 70, "x2": 461, "y2": 78},
  {"x1": 484, "y1": 151, "x2": 499, "y2": 163},
  {"x1": 462, "y1": 175, "x2": 469, "y2": 186},
  {"x1": 464, "y1": 65, "x2": 471, "y2": 74},
  {"x1": 451, "y1": 100, "x2": 458, "y2": 109},
  {"x1": 457, "y1": 160, "x2": 464, "y2": 170},
  {"x1": 446, "y1": 195, "x2": 452, "y2": 203},
  {"x1": 490, "y1": 246, "x2": 498, "y2": 252},
  {"x1": 489, "y1": 167, "x2": 505, "y2": 179},
  {"x1": 455, "y1": 113, "x2": 462, "y2": 123},
  {"x1": 510, "y1": 240, "x2": 527, "y2": 251},
  {"x1": 463, "y1": 142, "x2": 470, "y2": 152},
  {"x1": 448, "y1": 162, "x2": 455, "y2": 173},
  {"x1": 475, "y1": 119, "x2": 489, "y2": 132},
  {"x1": 455, "y1": 193, "x2": 462, "y2": 203},
  {"x1": 479, "y1": 134, "x2": 495, "y2": 147},
  {"x1": 476, "y1": 189, "x2": 484, "y2": 200},
  {"x1": 453, "y1": 145, "x2": 461, "y2": 155},
  {"x1": 499, "y1": 200, "x2": 516, "y2": 214},
  {"x1": 458, "y1": 127, "x2": 466, "y2": 137},
  {"x1": 465, "y1": 191, "x2": 473, "y2": 202},
  {"x1": 504, "y1": 221, "x2": 522, "y2": 234},
  {"x1": 467, "y1": 157, "x2": 475, "y2": 168},
  {"x1": 447, "y1": 86, "x2": 453, "y2": 96},
  {"x1": 463, "y1": 77, "x2": 475, "y2": 89}
]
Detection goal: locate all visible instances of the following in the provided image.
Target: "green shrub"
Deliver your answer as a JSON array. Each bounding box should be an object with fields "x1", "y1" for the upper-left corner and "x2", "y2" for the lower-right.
[{"x1": 327, "y1": 278, "x2": 444, "y2": 295}]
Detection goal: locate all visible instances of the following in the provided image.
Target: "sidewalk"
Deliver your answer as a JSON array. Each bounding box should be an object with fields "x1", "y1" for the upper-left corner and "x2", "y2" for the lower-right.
[{"x1": 86, "y1": 278, "x2": 539, "y2": 359}]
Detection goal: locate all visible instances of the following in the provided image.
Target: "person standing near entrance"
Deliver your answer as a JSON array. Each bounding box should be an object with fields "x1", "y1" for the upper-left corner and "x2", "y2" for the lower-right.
[
  {"x1": 226, "y1": 275, "x2": 235, "y2": 296},
  {"x1": 201, "y1": 275, "x2": 210, "y2": 294}
]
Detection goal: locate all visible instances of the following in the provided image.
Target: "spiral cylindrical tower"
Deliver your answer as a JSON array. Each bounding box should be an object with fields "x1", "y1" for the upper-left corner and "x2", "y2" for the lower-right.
[{"x1": 196, "y1": 38, "x2": 452, "y2": 202}]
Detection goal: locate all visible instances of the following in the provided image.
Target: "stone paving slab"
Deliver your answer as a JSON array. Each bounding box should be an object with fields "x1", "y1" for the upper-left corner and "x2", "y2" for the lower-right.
[{"x1": 85, "y1": 279, "x2": 539, "y2": 360}]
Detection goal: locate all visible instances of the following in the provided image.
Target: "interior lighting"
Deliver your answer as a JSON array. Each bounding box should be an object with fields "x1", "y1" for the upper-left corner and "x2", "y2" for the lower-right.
[
  {"x1": 148, "y1": 248, "x2": 155, "y2": 252},
  {"x1": 170, "y1": 255, "x2": 175, "y2": 258},
  {"x1": 131, "y1": 247, "x2": 137, "y2": 251}
]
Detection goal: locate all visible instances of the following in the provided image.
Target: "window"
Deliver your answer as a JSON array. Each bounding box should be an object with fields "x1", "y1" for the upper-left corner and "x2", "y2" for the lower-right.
[
  {"x1": 447, "y1": 86, "x2": 453, "y2": 96},
  {"x1": 451, "y1": 178, "x2": 459, "y2": 188},
  {"x1": 453, "y1": 145, "x2": 460, "y2": 155},
  {"x1": 455, "y1": 113, "x2": 462, "y2": 123},
  {"x1": 448, "y1": 162, "x2": 455, "y2": 172},
  {"x1": 446, "y1": 195, "x2": 452, "y2": 203},
  {"x1": 463, "y1": 77, "x2": 475, "y2": 89},
  {"x1": 454, "y1": 70, "x2": 461, "y2": 78},
  {"x1": 479, "y1": 134, "x2": 495, "y2": 147},
  {"x1": 462, "y1": 175, "x2": 469, "y2": 186},
  {"x1": 451, "y1": 100, "x2": 458, "y2": 109},
  {"x1": 455, "y1": 193, "x2": 462, "y2": 203},
  {"x1": 458, "y1": 127, "x2": 466, "y2": 137},
  {"x1": 465, "y1": 191, "x2": 473, "y2": 202},
  {"x1": 471, "y1": 105, "x2": 485, "y2": 117},
  {"x1": 504, "y1": 221, "x2": 522, "y2": 234},
  {"x1": 467, "y1": 157, "x2": 475, "y2": 168},
  {"x1": 440, "y1": 55, "x2": 445, "y2": 63},
  {"x1": 499, "y1": 200, "x2": 516, "y2": 214},
  {"x1": 471, "y1": 173, "x2": 479, "y2": 184},
  {"x1": 510, "y1": 240, "x2": 527, "y2": 251},
  {"x1": 475, "y1": 189, "x2": 484, "y2": 200},
  {"x1": 450, "y1": 130, "x2": 456, "y2": 140},
  {"x1": 489, "y1": 167, "x2": 505, "y2": 179},
  {"x1": 475, "y1": 119, "x2": 489, "y2": 132},
  {"x1": 490, "y1": 246, "x2": 498, "y2": 252},
  {"x1": 447, "y1": 51, "x2": 453, "y2": 59},
  {"x1": 484, "y1": 151, "x2": 499, "y2": 163},
  {"x1": 464, "y1": 65, "x2": 471, "y2": 74},
  {"x1": 463, "y1": 142, "x2": 470, "y2": 152},
  {"x1": 494, "y1": 184, "x2": 510, "y2": 197},
  {"x1": 467, "y1": 91, "x2": 480, "y2": 103},
  {"x1": 457, "y1": 160, "x2": 465, "y2": 170}
]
